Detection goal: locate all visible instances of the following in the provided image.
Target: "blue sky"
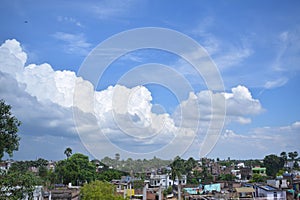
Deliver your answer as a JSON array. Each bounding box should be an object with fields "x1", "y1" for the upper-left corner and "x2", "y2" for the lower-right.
[{"x1": 0, "y1": 0, "x2": 300, "y2": 161}]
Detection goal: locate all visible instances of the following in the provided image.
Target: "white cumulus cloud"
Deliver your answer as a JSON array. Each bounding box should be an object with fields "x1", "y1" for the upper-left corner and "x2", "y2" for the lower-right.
[{"x1": 0, "y1": 39, "x2": 268, "y2": 160}]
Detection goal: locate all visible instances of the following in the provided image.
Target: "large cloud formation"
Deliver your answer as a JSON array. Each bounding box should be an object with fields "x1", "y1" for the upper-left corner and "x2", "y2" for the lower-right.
[{"x1": 1, "y1": 39, "x2": 267, "y2": 160}]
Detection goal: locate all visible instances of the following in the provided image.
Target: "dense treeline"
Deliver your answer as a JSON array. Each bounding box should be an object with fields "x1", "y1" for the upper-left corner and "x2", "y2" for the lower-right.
[{"x1": 4, "y1": 153, "x2": 128, "y2": 187}]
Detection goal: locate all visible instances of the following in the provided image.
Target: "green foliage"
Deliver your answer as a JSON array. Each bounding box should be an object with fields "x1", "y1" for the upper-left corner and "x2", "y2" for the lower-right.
[
  {"x1": 101, "y1": 156, "x2": 171, "y2": 173},
  {"x1": 132, "y1": 180, "x2": 144, "y2": 190},
  {"x1": 185, "y1": 157, "x2": 197, "y2": 172},
  {"x1": 198, "y1": 158, "x2": 214, "y2": 184},
  {"x1": 46, "y1": 169, "x2": 56, "y2": 186},
  {"x1": 9, "y1": 161, "x2": 30, "y2": 173},
  {"x1": 249, "y1": 174, "x2": 266, "y2": 183},
  {"x1": 243, "y1": 159, "x2": 263, "y2": 168},
  {"x1": 80, "y1": 180, "x2": 126, "y2": 200},
  {"x1": 35, "y1": 158, "x2": 48, "y2": 167},
  {"x1": 276, "y1": 169, "x2": 285, "y2": 177},
  {"x1": 163, "y1": 186, "x2": 173, "y2": 196},
  {"x1": 96, "y1": 169, "x2": 126, "y2": 182},
  {"x1": 189, "y1": 178, "x2": 200, "y2": 185},
  {"x1": 54, "y1": 153, "x2": 96, "y2": 185},
  {"x1": 263, "y1": 154, "x2": 284, "y2": 178},
  {"x1": 294, "y1": 161, "x2": 299, "y2": 169},
  {"x1": 188, "y1": 169, "x2": 202, "y2": 185},
  {"x1": 38, "y1": 165, "x2": 48, "y2": 178},
  {"x1": 219, "y1": 174, "x2": 235, "y2": 181},
  {"x1": 288, "y1": 151, "x2": 298, "y2": 161},
  {"x1": 0, "y1": 99, "x2": 21, "y2": 159},
  {"x1": 64, "y1": 147, "x2": 72, "y2": 158},
  {"x1": 170, "y1": 156, "x2": 198, "y2": 177},
  {"x1": 0, "y1": 171, "x2": 42, "y2": 199},
  {"x1": 9, "y1": 158, "x2": 48, "y2": 174},
  {"x1": 170, "y1": 156, "x2": 184, "y2": 186},
  {"x1": 218, "y1": 160, "x2": 233, "y2": 167},
  {"x1": 203, "y1": 174, "x2": 213, "y2": 183},
  {"x1": 280, "y1": 152, "x2": 287, "y2": 162}
]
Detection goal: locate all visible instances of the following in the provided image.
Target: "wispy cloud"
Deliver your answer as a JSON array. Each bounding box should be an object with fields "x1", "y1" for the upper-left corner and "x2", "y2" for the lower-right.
[
  {"x1": 80, "y1": 0, "x2": 142, "y2": 21},
  {"x1": 273, "y1": 29, "x2": 300, "y2": 72},
  {"x1": 57, "y1": 16, "x2": 83, "y2": 28},
  {"x1": 53, "y1": 32, "x2": 92, "y2": 55},
  {"x1": 264, "y1": 77, "x2": 288, "y2": 89},
  {"x1": 214, "y1": 47, "x2": 253, "y2": 70},
  {"x1": 191, "y1": 18, "x2": 253, "y2": 71},
  {"x1": 259, "y1": 29, "x2": 300, "y2": 89}
]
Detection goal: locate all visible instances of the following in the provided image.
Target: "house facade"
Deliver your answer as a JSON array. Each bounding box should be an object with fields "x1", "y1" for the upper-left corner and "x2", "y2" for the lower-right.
[
  {"x1": 149, "y1": 174, "x2": 187, "y2": 189},
  {"x1": 254, "y1": 185, "x2": 286, "y2": 199},
  {"x1": 252, "y1": 167, "x2": 266, "y2": 176}
]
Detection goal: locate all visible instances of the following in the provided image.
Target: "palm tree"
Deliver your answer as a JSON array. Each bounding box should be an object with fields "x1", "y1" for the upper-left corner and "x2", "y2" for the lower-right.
[
  {"x1": 280, "y1": 151, "x2": 288, "y2": 167},
  {"x1": 170, "y1": 156, "x2": 184, "y2": 200},
  {"x1": 280, "y1": 152, "x2": 287, "y2": 161},
  {"x1": 293, "y1": 151, "x2": 298, "y2": 160},
  {"x1": 64, "y1": 147, "x2": 72, "y2": 158},
  {"x1": 288, "y1": 151, "x2": 298, "y2": 169}
]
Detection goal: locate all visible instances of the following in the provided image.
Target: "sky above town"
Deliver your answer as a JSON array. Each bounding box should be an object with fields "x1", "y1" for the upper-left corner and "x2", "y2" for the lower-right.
[{"x1": 0, "y1": 0, "x2": 300, "y2": 161}]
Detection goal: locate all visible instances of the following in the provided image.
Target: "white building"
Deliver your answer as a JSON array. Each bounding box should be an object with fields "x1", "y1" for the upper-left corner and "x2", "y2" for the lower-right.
[
  {"x1": 0, "y1": 160, "x2": 13, "y2": 172},
  {"x1": 237, "y1": 162, "x2": 245, "y2": 168},
  {"x1": 267, "y1": 179, "x2": 288, "y2": 189},
  {"x1": 1, "y1": 186, "x2": 43, "y2": 200},
  {"x1": 255, "y1": 185, "x2": 286, "y2": 199},
  {"x1": 149, "y1": 174, "x2": 187, "y2": 189},
  {"x1": 231, "y1": 169, "x2": 241, "y2": 180}
]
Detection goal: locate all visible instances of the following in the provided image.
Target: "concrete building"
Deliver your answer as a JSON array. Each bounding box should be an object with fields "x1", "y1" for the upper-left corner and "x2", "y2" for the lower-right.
[
  {"x1": 252, "y1": 167, "x2": 266, "y2": 176},
  {"x1": 231, "y1": 169, "x2": 241, "y2": 180},
  {"x1": 267, "y1": 179, "x2": 288, "y2": 189},
  {"x1": 254, "y1": 185, "x2": 286, "y2": 199},
  {"x1": 149, "y1": 174, "x2": 186, "y2": 189}
]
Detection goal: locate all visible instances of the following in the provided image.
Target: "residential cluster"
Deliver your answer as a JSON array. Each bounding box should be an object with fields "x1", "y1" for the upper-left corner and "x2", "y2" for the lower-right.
[
  {"x1": 0, "y1": 151, "x2": 300, "y2": 200},
  {"x1": 109, "y1": 157, "x2": 300, "y2": 200}
]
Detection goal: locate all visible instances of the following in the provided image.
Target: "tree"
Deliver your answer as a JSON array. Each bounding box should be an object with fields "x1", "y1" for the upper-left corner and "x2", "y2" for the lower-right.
[
  {"x1": 163, "y1": 186, "x2": 173, "y2": 196},
  {"x1": 9, "y1": 159, "x2": 48, "y2": 174},
  {"x1": 38, "y1": 165, "x2": 48, "y2": 179},
  {"x1": 288, "y1": 151, "x2": 299, "y2": 169},
  {"x1": 9, "y1": 161, "x2": 30, "y2": 173},
  {"x1": 280, "y1": 152, "x2": 287, "y2": 163},
  {"x1": 170, "y1": 156, "x2": 184, "y2": 199},
  {"x1": 288, "y1": 151, "x2": 298, "y2": 161},
  {"x1": 185, "y1": 157, "x2": 197, "y2": 173},
  {"x1": 64, "y1": 147, "x2": 72, "y2": 158},
  {"x1": 0, "y1": 99, "x2": 21, "y2": 160},
  {"x1": 263, "y1": 154, "x2": 284, "y2": 178},
  {"x1": 80, "y1": 180, "x2": 126, "y2": 200},
  {"x1": 170, "y1": 157, "x2": 184, "y2": 185},
  {"x1": 0, "y1": 171, "x2": 42, "y2": 199},
  {"x1": 249, "y1": 174, "x2": 266, "y2": 183},
  {"x1": 54, "y1": 153, "x2": 96, "y2": 185},
  {"x1": 280, "y1": 152, "x2": 287, "y2": 159},
  {"x1": 96, "y1": 169, "x2": 126, "y2": 182},
  {"x1": 294, "y1": 161, "x2": 299, "y2": 169},
  {"x1": 219, "y1": 174, "x2": 235, "y2": 181}
]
